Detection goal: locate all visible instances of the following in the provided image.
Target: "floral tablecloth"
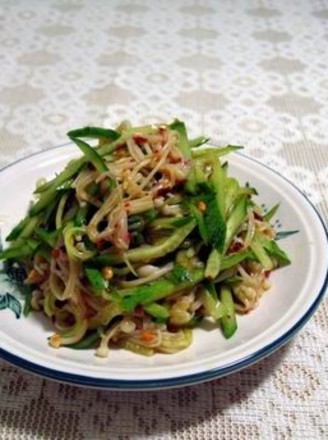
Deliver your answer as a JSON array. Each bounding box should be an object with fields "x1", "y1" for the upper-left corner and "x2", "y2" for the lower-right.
[{"x1": 0, "y1": 0, "x2": 327, "y2": 439}]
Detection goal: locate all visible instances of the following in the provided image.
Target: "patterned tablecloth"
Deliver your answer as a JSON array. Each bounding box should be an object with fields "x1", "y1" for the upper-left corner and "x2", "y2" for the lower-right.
[{"x1": 0, "y1": 0, "x2": 327, "y2": 439}]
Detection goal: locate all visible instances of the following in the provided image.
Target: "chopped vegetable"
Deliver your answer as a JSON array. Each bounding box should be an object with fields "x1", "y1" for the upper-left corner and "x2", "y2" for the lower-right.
[
  {"x1": 70, "y1": 137, "x2": 108, "y2": 174},
  {"x1": 85, "y1": 267, "x2": 108, "y2": 292},
  {"x1": 220, "y1": 286, "x2": 237, "y2": 338}
]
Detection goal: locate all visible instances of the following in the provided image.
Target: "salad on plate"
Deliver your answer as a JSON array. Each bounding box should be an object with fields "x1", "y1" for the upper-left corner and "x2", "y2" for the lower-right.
[{"x1": 0, "y1": 120, "x2": 291, "y2": 358}]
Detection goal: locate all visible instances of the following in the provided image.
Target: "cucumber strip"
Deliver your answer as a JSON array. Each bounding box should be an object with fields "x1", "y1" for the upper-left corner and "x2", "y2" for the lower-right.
[
  {"x1": 205, "y1": 248, "x2": 221, "y2": 279},
  {"x1": 95, "y1": 220, "x2": 196, "y2": 265},
  {"x1": 7, "y1": 215, "x2": 40, "y2": 243},
  {"x1": 192, "y1": 145, "x2": 243, "y2": 158},
  {"x1": 35, "y1": 228, "x2": 61, "y2": 248},
  {"x1": 118, "y1": 268, "x2": 204, "y2": 312},
  {"x1": 0, "y1": 239, "x2": 40, "y2": 260},
  {"x1": 71, "y1": 138, "x2": 108, "y2": 173},
  {"x1": 250, "y1": 234, "x2": 274, "y2": 270},
  {"x1": 67, "y1": 126, "x2": 120, "y2": 141},
  {"x1": 201, "y1": 282, "x2": 224, "y2": 320},
  {"x1": 35, "y1": 158, "x2": 84, "y2": 194},
  {"x1": 144, "y1": 303, "x2": 170, "y2": 320},
  {"x1": 29, "y1": 188, "x2": 59, "y2": 216},
  {"x1": 220, "y1": 250, "x2": 253, "y2": 271},
  {"x1": 224, "y1": 197, "x2": 248, "y2": 251},
  {"x1": 220, "y1": 286, "x2": 237, "y2": 339},
  {"x1": 68, "y1": 330, "x2": 101, "y2": 349},
  {"x1": 209, "y1": 153, "x2": 225, "y2": 219},
  {"x1": 260, "y1": 235, "x2": 291, "y2": 267},
  {"x1": 169, "y1": 119, "x2": 192, "y2": 159},
  {"x1": 6, "y1": 216, "x2": 30, "y2": 241},
  {"x1": 123, "y1": 341, "x2": 154, "y2": 356},
  {"x1": 74, "y1": 205, "x2": 89, "y2": 227}
]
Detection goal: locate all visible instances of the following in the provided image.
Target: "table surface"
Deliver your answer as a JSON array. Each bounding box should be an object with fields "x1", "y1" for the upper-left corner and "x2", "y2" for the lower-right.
[{"x1": 0, "y1": 0, "x2": 327, "y2": 439}]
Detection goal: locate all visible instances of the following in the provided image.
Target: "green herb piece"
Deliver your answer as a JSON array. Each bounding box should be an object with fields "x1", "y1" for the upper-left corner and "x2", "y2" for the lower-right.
[
  {"x1": 169, "y1": 264, "x2": 193, "y2": 284},
  {"x1": 84, "y1": 267, "x2": 108, "y2": 292}
]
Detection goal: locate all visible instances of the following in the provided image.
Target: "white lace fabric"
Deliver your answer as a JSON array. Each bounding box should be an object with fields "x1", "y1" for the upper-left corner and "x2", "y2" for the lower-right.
[{"x1": 0, "y1": 0, "x2": 327, "y2": 439}]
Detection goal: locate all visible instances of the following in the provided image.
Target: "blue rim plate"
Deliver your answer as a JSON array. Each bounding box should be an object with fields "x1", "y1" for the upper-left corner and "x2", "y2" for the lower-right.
[{"x1": 0, "y1": 145, "x2": 327, "y2": 390}]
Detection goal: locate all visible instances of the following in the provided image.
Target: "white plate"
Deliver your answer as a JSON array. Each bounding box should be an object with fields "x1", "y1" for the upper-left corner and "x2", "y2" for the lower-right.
[{"x1": 0, "y1": 144, "x2": 327, "y2": 390}]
